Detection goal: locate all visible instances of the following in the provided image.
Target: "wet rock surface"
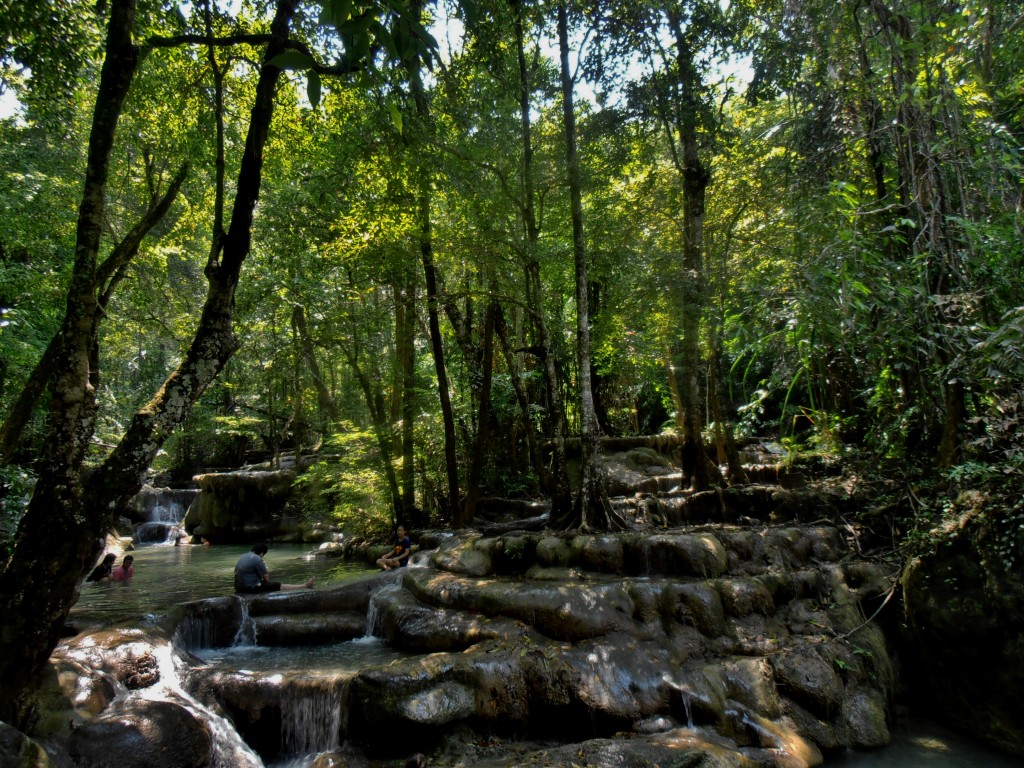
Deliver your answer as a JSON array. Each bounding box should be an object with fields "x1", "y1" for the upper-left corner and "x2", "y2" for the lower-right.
[
  {"x1": 182, "y1": 469, "x2": 299, "y2": 543},
  {"x1": 11, "y1": 456, "x2": 905, "y2": 768},
  {"x1": 67, "y1": 699, "x2": 213, "y2": 768},
  {"x1": 169, "y1": 505, "x2": 896, "y2": 767}
]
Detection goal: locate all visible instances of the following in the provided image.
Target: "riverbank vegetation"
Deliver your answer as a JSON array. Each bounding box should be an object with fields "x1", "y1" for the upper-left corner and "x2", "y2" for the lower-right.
[{"x1": 1, "y1": 0, "x2": 1022, "y2": 726}]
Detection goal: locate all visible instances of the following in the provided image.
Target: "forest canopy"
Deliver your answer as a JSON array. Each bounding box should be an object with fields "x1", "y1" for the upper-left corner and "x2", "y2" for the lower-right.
[{"x1": 0, "y1": 0, "x2": 1022, "y2": 721}]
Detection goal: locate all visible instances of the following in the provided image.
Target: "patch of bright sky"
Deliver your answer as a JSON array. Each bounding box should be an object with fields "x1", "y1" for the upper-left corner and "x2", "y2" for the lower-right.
[
  {"x1": 431, "y1": 0, "x2": 751, "y2": 108},
  {"x1": 0, "y1": 88, "x2": 20, "y2": 120}
]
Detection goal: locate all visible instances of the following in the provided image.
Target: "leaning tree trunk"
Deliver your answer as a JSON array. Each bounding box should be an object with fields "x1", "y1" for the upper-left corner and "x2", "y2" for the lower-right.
[
  {"x1": 341, "y1": 345, "x2": 403, "y2": 520},
  {"x1": 0, "y1": 0, "x2": 139, "y2": 724},
  {"x1": 0, "y1": 0, "x2": 298, "y2": 724},
  {"x1": 0, "y1": 161, "x2": 188, "y2": 464},
  {"x1": 292, "y1": 304, "x2": 342, "y2": 424},
  {"x1": 495, "y1": 306, "x2": 544, "y2": 485}
]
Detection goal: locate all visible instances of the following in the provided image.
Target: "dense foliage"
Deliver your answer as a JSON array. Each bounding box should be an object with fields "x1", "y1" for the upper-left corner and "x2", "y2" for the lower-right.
[
  {"x1": 3, "y1": 0, "x2": 1022, "y2": 522},
  {"x1": 1, "y1": 0, "x2": 1021, "y2": 594}
]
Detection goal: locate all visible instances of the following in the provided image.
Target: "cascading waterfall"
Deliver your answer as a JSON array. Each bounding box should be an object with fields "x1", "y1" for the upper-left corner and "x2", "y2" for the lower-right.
[
  {"x1": 640, "y1": 537, "x2": 653, "y2": 577},
  {"x1": 149, "y1": 496, "x2": 191, "y2": 523},
  {"x1": 174, "y1": 596, "x2": 256, "y2": 653},
  {"x1": 280, "y1": 682, "x2": 345, "y2": 758},
  {"x1": 135, "y1": 488, "x2": 199, "y2": 544},
  {"x1": 140, "y1": 642, "x2": 265, "y2": 768}
]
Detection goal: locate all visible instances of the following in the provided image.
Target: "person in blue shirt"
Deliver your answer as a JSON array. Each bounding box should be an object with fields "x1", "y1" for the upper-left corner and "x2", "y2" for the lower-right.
[
  {"x1": 376, "y1": 525, "x2": 412, "y2": 570},
  {"x1": 234, "y1": 543, "x2": 315, "y2": 593}
]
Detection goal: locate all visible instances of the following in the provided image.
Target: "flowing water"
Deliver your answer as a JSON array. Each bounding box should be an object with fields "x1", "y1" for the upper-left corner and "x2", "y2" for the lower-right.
[
  {"x1": 65, "y1": 541, "x2": 1019, "y2": 768},
  {"x1": 67, "y1": 540, "x2": 399, "y2": 767},
  {"x1": 192, "y1": 638, "x2": 407, "y2": 677},
  {"x1": 70, "y1": 542, "x2": 375, "y2": 628}
]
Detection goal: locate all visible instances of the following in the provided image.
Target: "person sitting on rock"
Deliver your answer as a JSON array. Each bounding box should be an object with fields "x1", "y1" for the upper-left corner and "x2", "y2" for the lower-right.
[
  {"x1": 376, "y1": 525, "x2": 412, "y2": 570},
  {"x1": 110, "y1": 554, "x2": 134, "y2": 581},
  {"x1": 86, "y1": 553, "x2": 117, "y2": 582},
  {"x1": 233, "y1": 543, "x2": 315, "y2": 594}
]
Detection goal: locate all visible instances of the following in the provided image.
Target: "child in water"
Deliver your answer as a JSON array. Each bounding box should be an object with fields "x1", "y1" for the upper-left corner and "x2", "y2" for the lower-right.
[
  {"x1": 110, "y1": 554, "x2": 134, "y2": 581},
  {"x1": 86, "y1": 553, "x2": 117, "y2": 582}
]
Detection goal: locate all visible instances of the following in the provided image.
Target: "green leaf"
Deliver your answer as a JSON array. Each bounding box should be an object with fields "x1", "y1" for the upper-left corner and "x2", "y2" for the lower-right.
[
  {"x1": 269, "y1": 50, "x2": 316, "y2": 71},
  {"x1": 407, "y1": 17, "x2": 438, "y2": 52},
  {"x1": 850, "y1": 280, "x2": 872, "y2": 296},
  {"x1": 332, "y1": 0, "x2": 353, "y2": 24},
  {"x1": 371, "y1": 18, "x2": 399, "y2": 60},
  {"x1": 341, "y1": 14, "x2": 371, "y2": 63},
  {"x1": 389, "y1": 101, "x2": 403, "y2": 134},
  {"x1": 307, "y1": 70, "x2": 322, "y2": 108}
]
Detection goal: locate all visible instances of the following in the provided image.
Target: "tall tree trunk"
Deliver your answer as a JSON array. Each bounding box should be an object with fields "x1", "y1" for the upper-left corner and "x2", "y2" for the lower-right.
[
  {"x1": 512, "y1": 0, "x2": 572, "y2": 520},
  {"x1": 407, "y1": 9, "x2": 459, "y2": 522},
  {"x1": 588, "y1": 278, "x2": 612, "y2": 434},
  {"x1": 663, "y1": 343, "x2": 685, "y2": 430},
  {"x1": 710, "y1": 328, "x2": 746, "y2": 484},
  {"x1": 418, "y1": 188, "x2": 460, "y2": 522},
  {"x1": 463, "y1": 297, "x2": 497, "y2": 522},
  {"x1": 0, "y1": 0, "x2": 298, "y2": 723},
  {"x1": 665, "y1": 7, "x2": 715, "y2": 491},
  {"x1": 870, "y1": 0, "x2": 968, "y2": 462},
  {"x1": 292, "y1": 304, "x2": 341, "y2": 424},
  {"x1": 340, "y1": 344, "x2": 403, "y2": 520},
  {"x1": 556, "y1": 2, "x2": 622, "y2": 531},
  {"x1": 852, "y1": 3, "x2": 890, "y2": 207},
  {"x1": 397, "y1": 280, "x2": 417, "y2": 515},
  {"x1": 937, "y1": 380, "x2": 965, "y2": 468},
  {"x1": 443, "y1": 277, "x2": 501, "y2": 525},
  {"x1": 495, "y1": 305, "x2": 544, "y2": 484}
]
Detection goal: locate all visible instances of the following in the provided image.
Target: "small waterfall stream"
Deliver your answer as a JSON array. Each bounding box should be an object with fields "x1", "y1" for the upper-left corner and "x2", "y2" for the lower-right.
[
  {"x1": 363, "y1": 581, "x2": 403, "y2": 639},
  {"x1": 280, "y1": 683, "x2": 345, "y2": 758},
  {"x1": 173, "y1": 612, "x2": 215, "y2": 652},
  {"x1": 173, "y1": 583, "x2": 408, "y2": 765},
  {"x1": 662, "y1": 673, "x2": 696, "y2": 729},
  {"x1": 230, "y1": 598, "x2": 257, "y2": 647}
]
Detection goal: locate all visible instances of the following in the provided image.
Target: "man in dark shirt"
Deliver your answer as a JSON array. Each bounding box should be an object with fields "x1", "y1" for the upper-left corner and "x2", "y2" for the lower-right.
[
  {"x1": 234, "y1": 543, "x2": 315, "y2": 594},
  {"x1": 376, "y1": 525, "x2": 412, "y2": 570}
]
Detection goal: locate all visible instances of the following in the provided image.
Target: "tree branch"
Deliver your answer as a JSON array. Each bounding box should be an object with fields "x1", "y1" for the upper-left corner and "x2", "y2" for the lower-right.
[{"x1": 146, "y1": 33, "x2": 360, "y2": 76}]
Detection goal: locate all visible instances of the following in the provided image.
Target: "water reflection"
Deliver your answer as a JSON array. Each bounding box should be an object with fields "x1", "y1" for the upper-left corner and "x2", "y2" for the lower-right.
[
  {"x1": 193, "y1": 637, "x2": 407, "y2": 678},
  {"x1": 71, "y1": 543, "x2": 374, "y2": 628},
  {"x1": 825, "y1": 716, "x2": 1022, "y2": 767}
]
